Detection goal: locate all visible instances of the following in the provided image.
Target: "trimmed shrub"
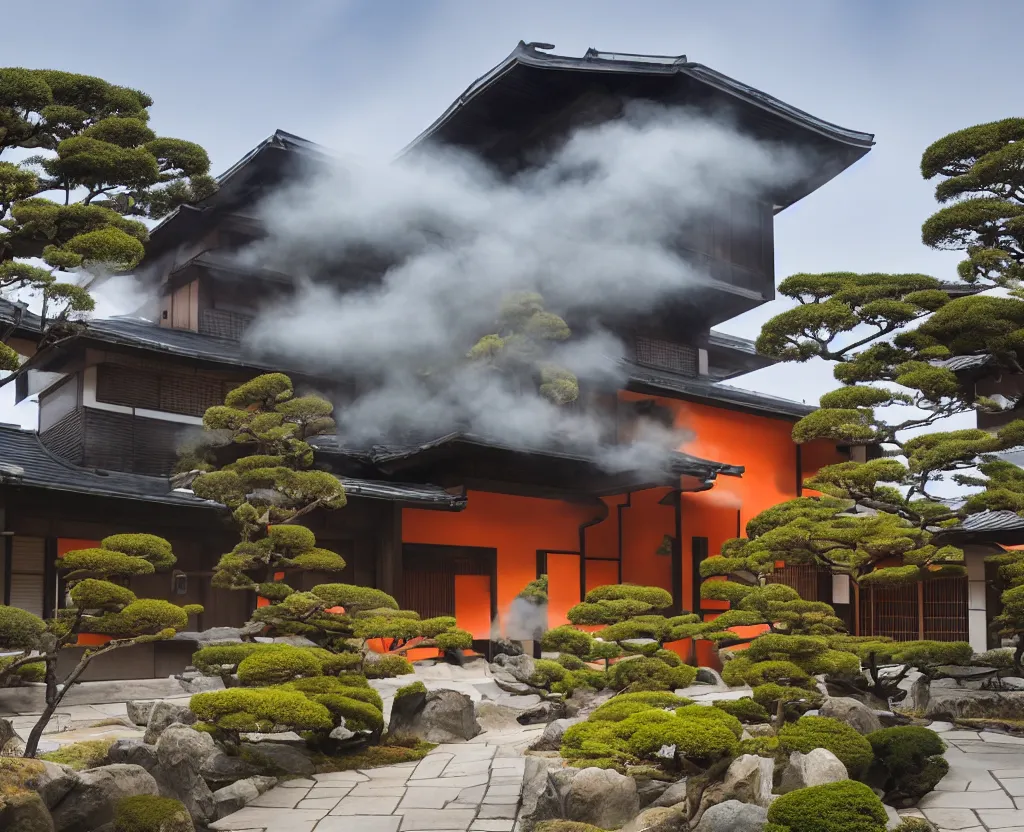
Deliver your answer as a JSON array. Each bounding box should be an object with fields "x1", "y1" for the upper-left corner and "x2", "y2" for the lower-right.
[
  {"x1": 568, "y1": 599, "x2": 652, "y2": 625},
  {"x1": 868, "y1": 726, "x2": 949, "y2": 803},
  {"x1": 608, "y1": 657, "x2": 697, "y2": 691},
  {"x1": 585, "y1": 584, "x2": 673, "y2": 609},
  {"x1": 101, "y1": 534, "x2": 176, "y2": 570},
  {"x1": 364, "y1": 655, "x2": 414, "y2": 678},
  {"x1": 764, "y1": 780, "x2": 888, "y2": 832},
  {"x1": 744, "y1": 660, "x2": 812, "y2": 687},
  {"x1": 721, "y1": 655, "x2": 753, "y2": 687},
  {"x1": 321, "y1": 651, "x2": 363, "y2": 675},
  {"x1": 310, "y1": 584, "x2": 399, "y2": 613},
  {"x1": 531, "y1": 659, "x2": 569, "y2": 688},
  {"x1": 712, "y1": 697, "x2": 771, "y2": 724},
  {"x1": 279, "y1": 676, "x2": 384, "y2": 711},
  {"x1": 555, "y1": 654, "x2": 587, "y2": 671},
  {"x1": 190, "y1": 688, "x2": 333, "y2": 734},
  {"x1": 752, "y1": 683, "x2": 824, "y2": 713},
  {"x1": 779, "y1": 716, "x2": 874, "y2": 778},
  {"x1": 114, "y1": 794, "x2": 194, "y2": 832},
  {"x1": 192, "y1": 643, "x2": 284, "y2": 674},
  {"x1": 738, "y1": 735, "x2": 780, "y2": 756},
  {"x1": 542, "y1": 625, "x2": 594, "y2": 656},
  {"x1": 311, "y1": 694, "x2": 384, "y2": 732},
  {"x1": 435, "y1": 629, "x2": 473, "y2": 651},
  {"x1": 236, "y1": 645, "x2": 322, "y2": 685},
  {"x1": 674, "y1": 704, "x2": 743, "y2": 738},
  {"x1": 0, "y1": 605, "x2": 46, "y2": 649},
  {"x1": 395, "y1": 681, "x2": 427, "y2": 700},
  {"x1": 551, "y1": 668, "x2": 607, "y2": 695},
  {"x1": 627, "y1": 716, "x2": 739, "y2": 763},
  {"x1": 590, "y1": 692, "x2": 693, "y2": 722}
]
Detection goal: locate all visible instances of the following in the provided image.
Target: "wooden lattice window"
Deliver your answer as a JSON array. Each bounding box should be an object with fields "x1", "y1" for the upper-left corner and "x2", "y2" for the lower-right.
[
  {"x1": 858, "y1": 577, "x2": 968, "y2": 642},
  {"x1": 200, "y1": 308, "x2": 253, "y2": 340},
  {"x1": 923, "y1": 578, "x2": 969, "y2": 641},
  {"x1": 767, "y1": 563, "x2": 820, "y2": 602},
  {"x1": 634, "y1": 336, "x2": 698, "y2": 376}
]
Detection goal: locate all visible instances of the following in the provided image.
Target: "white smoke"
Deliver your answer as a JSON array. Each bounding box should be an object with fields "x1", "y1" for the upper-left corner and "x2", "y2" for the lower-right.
[{"x1": 240, "y1": 105, "x2": 808, "y2": 471}]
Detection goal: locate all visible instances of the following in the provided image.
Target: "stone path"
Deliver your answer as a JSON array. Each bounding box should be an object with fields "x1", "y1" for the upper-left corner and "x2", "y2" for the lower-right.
[
  {"x1": 918, "y1": 723, "x2": 1024, "y2": 831},
  {"x1": 211, "y1": 740, "x2": 533, "y2": 832}
]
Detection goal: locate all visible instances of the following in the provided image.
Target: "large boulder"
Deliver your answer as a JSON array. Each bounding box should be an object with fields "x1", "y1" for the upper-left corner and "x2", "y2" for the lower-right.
[
  {"x1": 239, "y1": 740, "x2": 316, "y2": 776},
  {"x1": 820, "y1": 697, "x2": 884, "y2": 735},
  {"x1": 155, "y1": 724, "x2": 217, "y2": 824},
  {"x1": 778, "y1": 749, "x2": 849, "y2": 794},
  {"x1": 621, "y1": 805, "x2": 687, "y2": 832},
  {"x1": 0, "y1": 791, "x2": 53, "y2": 832},
  {"x1": 36, "y1": 761, "x2": 80, "y2": 810},
  {"x1": 924, "y1": 687, "x2": 1024, "y2": 720},
  {"x1": 126, "y1": 700, "x2": 155, "y2": 727},
  {"x1": 696, "y1": 754, "x2": 773, "y2": 821},
  {"x1": 49, "y1": 764, "x2": 159, "y2": 832},
  {"x1": 518, "y1": 700, "x2": 567, "y2": 726},
  {"x1": 212, "y1": 779, "x2": 256, "y2": 819},
  {"x1": 492, "y1": 653, "x2": 536, "y2": 684},
  {"x1": 532, "y1": 718, "x2": 583, "y2": 751},
  {"x1": 389, "y1": 688, "x2": 481, "y2": 743},
  {"x1": 564, "y1": 767, "x2": 640, "y2": 830},
  {"x1": 108, "y1": 739, "x2": 160, "y2": 772},
  {"x1": 144, "y1": 701, "x2": 196, "y2": 744},
  {"x1": 519, "y1": 755, "x2": 570, "y2": 832},
  {"x1": 693, "y1": 800, "x2": 768, "y2": 832},
  {"x1": 649, "y1": 779, "x2": 689, "y2": 809},
  {"x1": 200, "y1": 749, "x2": 262, "y2": 788}
]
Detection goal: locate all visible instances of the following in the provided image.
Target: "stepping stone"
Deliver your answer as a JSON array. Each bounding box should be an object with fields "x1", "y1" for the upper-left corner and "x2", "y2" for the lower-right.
[
  {"x1": 316, "y1": 771, "x2": 370, "y2": 783},
  {"x1": 331, "y1": 795, "x2": 404, "y2": 815},
  {"x1": 471, "y1": 822, "x2": 516, "y2": 831},
  {"x1": 919, "y1": 791, "x2": 1014, "y2": 809},
  {"x1": 477, "y1": 805, "x2": 518, "y2": 819},
  {"x1": 977, "y1": 809, "x2": 1024, "y2": 829},
  {"x1": 399, "y1": 787, "x2": 465, "y2": 809},
  {"x1": 209, "y1": 807, "x2": 327, "y2": 830},
  {"x1": 280, "y1": 778, "x2": 316, "y2": 788},
  {"x1": 316, "y1": 816, "x2": 402, "y2": 832},
  {"x1": 411, "y1": 753, "x2": 455, "y2": 780},
  {"x1": 249, "y1": 786, "x2": 309, "y2": 808},
  {"x1": 921, "y1": 809, "x2": 981, "y2": 830},
  {"x1": 298, "y1": 796, "x2": 344, "y2": 810},
  {"x1": 399, "y1": 808, "x2": 476, "y2": 831}
]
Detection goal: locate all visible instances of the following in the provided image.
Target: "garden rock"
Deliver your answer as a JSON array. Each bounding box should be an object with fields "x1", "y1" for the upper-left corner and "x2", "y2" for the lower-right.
[
  {"x1": 200, "y1": 749, "x2": 261, "y2": 788},
  {"x1": 696, "y1": 754, "x2": 773, "y2": 819},
  {"x1": 696, "y1": 668, "x2": 726, "y2": 686},
  {"x1": 518, "y1": 700, "x2": 566, "y2": 725},
  {"x1": 650, "y1": 779, "x2": 689, "y2": 809},
  {"x1": 155, "y1": 723, "x2": 217, "y2": 823},
  {"x1": 239, "y1": 740, "x2": 316, "y2": 776},
  {"x1": 778, "y1": 749, "x2": 848, "y2": 794},
  {"x1": 492, "y1": 652, "x2": 536, "y2": 684},
  {"x1": 126, "y1": 700, "x2": 155, "y2": 727},
  {"x1": 519, "y1": 755, "x2": 570, "y2": 831},
  {"x1": 49, "y1": 763, "x2": 159, "y2": 832},
  {"x1": 693, "y1": 800, "x2": 768, "y2": 832},
  {"x1": 0, "y1": 791, "x2": 54, "y2": 832},
  {"x1": 564, "y1": 767, "x2": 639, "y2": 829},
  {"x1": 144, "y1": 701, "x2": 196, "y2": 744},
  {"x1": 36, "y1": 761, "x2": 80, "y2": 810},
  {"x1": 108, "y1": 739, "x2": 160, "y2": 772},
  {"x1": 924, "y1": 688, "x2": 1024, "y2": 719},
  {"x1": 636, "y1": 777, "x2": 671, "y2": 808},
  {"x1": 532, "y1": 717, "x2": 582, "y2": 751},
  {"x1": 621, "y1": 805, "x2": 687, "y2": 832},
  {"x1": 212, "y1": 779, "x2": 258, "y2": 819},
  {"x1": 820, "y1": 697, "x2": 883, "y2": 734},
  {"x1": 743, "y1": 723, "x2": 776, "y2": 738},
  {"x1": 388, "y1": 687, "x2": 481, "y2": 742},
  {"x1": 0, "y1": 717, "x2": 15, "y2": 750}
]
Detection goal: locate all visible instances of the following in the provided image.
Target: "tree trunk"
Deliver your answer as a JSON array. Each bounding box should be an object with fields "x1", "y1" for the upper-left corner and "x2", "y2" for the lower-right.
[
  {"x1": 23, "y1": 655, "x2": 59, "y2": 758},
  {"x1": 1014, "y1": 636, "x2": 1024, "y2": 676}
]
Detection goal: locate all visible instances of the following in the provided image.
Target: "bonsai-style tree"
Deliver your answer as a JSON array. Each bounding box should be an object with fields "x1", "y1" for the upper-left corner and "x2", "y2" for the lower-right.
[
  {"x1": 0, "y1": 68, "x2": 213, "y2": 377},
  {"x1": 0, "y1": 534, "x2": 201, "y2": 756},
  {"x1": 468, "y1": 292, "x2": 579, "y2": 405},
  {"x1": 561, "y1": 584, "x2": 700, "y2": 691}
]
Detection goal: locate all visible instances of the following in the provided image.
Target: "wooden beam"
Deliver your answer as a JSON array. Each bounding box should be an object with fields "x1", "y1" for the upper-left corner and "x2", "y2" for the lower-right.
[{"x1": 376, "y1": 503, "x2": 403, "y2": 599}]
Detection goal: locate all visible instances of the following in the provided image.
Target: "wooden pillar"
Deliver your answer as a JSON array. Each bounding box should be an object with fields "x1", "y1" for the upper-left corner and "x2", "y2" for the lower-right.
[
  {"x1": 376, "y1": 503, "x2": 403, "y2": 599},
  {"x1": 917, "y1": 581, "x2": 925, "y2": 640}
]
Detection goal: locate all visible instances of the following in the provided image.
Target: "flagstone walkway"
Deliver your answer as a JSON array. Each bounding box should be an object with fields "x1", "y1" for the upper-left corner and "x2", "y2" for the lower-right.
[
  {"x1": 210, "y1": 728, "x2": 542, "y2": 832},
  {"x1": 917, "y1": 723, "x2": 1024, "y2": 832}
]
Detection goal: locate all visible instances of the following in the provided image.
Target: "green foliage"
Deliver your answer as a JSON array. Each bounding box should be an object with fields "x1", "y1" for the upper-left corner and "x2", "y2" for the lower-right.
[
  {"x1": 114, "y1": 795, "x2": 194, "y2": 832},
  {"x1": 711, "y1": 697, "x2": 771, "y2": 724},
  {"x1": 542, "y1": 625, "x2": 594, "y2": 656},
  {"x1": 435, "y1": 628, "x2": 473, "y2": 651},
  {"x1": 589, "y1": 692, "x2": 694, "y2": 722},
  {"x1": 40, "y1": 739, "x2": 112, "y2": 770},
  {"x1": 584, "y1": 584, "x2": 673, "y2": 608},
  {"x1": 738, "y1": 735, "x2": 780, "y2": 756},
  {"x1": 311, "y1": 694, "x2": 384, "y2": 732},
  {"x1": 868, "y1": 726, "x2": 948, "y2": 803},
  {"x1": 365, "y1": 655, "x2": 415, "y2": 679},
  {"x1": 517, "y1": 575, "x2": 549, "y2": 604},
  {"x1": 752, "y1": 683, "x2": 824, "y2": 713},
  {"x1": 190, "y1": 688, "x2": 333, "y2": 735},
  {"x1": 608, "y1": 657, "x2": 697, "y2": 691},
  {"x1": 531, "y1": 659, "x2": 569, "y2": 688},
  {"x1": 627, "y1": 714, "x2": 739, "y2": 763},
  {"x1": 311, "y1": 584, "x2": 398, "y2": 613},
  {"x1": 236, "y1": 645, "x2": 323, "y2": 685},
  {"x1": 779, "y1": 716, "x2": 874, "y2": 778},
  {"x1": 0, "y1": 605, "x2": 45, "y2": 649},
  {"x1": 674, "y1": 703, "x2": 743, "y2": 737},
  {"x1": 395, "y1": 681, "x2": 427, "y2": 700},
  {"x1": 310, "y1": 738, "x2": 435, "y2": 772},
  {"x1": 765, "y1": 780, "x2": 888, "y2": 832},
  {"x1": 551, "y1": 668, "x2": 608, "y2": 695}
]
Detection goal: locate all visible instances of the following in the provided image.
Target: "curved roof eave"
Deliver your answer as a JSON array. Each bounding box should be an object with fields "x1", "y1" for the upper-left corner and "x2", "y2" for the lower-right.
[{"x1": 401, "y1": 41, "x2": 875, "y2": 157}]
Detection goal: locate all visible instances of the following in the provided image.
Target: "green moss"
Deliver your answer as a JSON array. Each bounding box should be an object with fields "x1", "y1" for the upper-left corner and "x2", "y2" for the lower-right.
[
  {"x1": 321, "y1": 651, "x2": 363, "y2": 675},
  {"x1": 311, "y1": 584, "x2": 399, "y2": 613},
  {"x1": 237, "y1": 645, "x2": 323, "y2": 685},
  {"x1": 419, "y1": 616, "x2": 457, "y2": 637},
  {"x1": 555, "y1": 654, "x2": 586, "y2": 671},
  {"x1": 568, "y1": 599, "x2": 653, "y2": 625},
  {"x1": 192, "y1": 642, "x2": 285, "y2": 673},
  {"x1": 608, "y1": 657, "x2": 697, "y2": 691},
  {"x1": 190, "y1": 688, "x2": 333, "y2": 734},
  {"x1": 737, "y1": 735, "x2": 780, "y2": 756},
  {"x1": 312, "y1": 694, "x2": 384, "y2": 732},
  {"x1": 674, "y1": 704, "x2": 743, "y2": 738},
  {"x1": 712, "y1": 697, "x2": 771, "y2": 724},
  {"x1": 531, "y1": 659, "x2": 568, "y2": 688},
  {"x1": 40, "y1": 739, "x2": 113, "y2": 771},
  {"x1": 752, "y1": 683, "x2": 823, "y2": 713},
  {"x1": 585, "y1": 585, "x2": 673, "y2": 609},
  {"x1": 435, "y1": 629, "x2": 473, "y2": 651},
  {"x1": 590, "y1": 693, "x2": 692, "y2": 723},
  {"x1": 542, "y1": 625, "x2": 594, "y2": 656},
  {"x1": 364, "y1": 654, "x2": 414, "y2": 678},
  {"x1": 395, "y1": 681, "x2": 427, "y2": 701},
  {"x1": 551, "y1": 668, "x2": 608, "y2": 695},
  {"x1": 312, "y1": 739, "x2": 435, "y2": 771},
  {"x1": 279, "y1": 676, "x2": 384, "y2": 711},
  {"x1": 765, "y1": 780, "x2": 888, "y2": 832},
  {"x1": 779, "y1": 716, "x2": 874, "y2": 778},
  {"x1": 628, "y1": 715, "x2": 739, "y2": 763},
  {"x1": 114, "y1": 794, "x2": 194, "y2": 832},
  {"x1": 868, "y1": 726, "x2": 948, "y2": 802}
]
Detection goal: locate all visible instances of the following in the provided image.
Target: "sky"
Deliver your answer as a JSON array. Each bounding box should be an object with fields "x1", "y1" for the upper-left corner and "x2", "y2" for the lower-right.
[{"x1": 1, "y1": 0, "x2": 1021, "y2": 431}]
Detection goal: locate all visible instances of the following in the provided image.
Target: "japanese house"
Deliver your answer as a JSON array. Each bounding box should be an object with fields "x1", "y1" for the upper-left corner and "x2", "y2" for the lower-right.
[{"x1": 0, "y1": 42, "x2": 967, "y2": 676}]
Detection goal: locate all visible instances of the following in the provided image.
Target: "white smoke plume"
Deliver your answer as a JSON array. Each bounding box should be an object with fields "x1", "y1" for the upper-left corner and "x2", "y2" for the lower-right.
[{"x1": 240, "y1": 105, "x2": 808, "y2": 470}]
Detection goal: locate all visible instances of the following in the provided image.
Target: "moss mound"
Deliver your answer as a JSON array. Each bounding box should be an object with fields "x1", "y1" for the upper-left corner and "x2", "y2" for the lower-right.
[
  {"x1": 868, "y1": 726, "x2": 948, "y2": 803},
  {"x1": 590, "y1": 692, "x2": 693, "y2": 722},
  {"x1": 40, "y1": 739, "x2": 113, "y2": 770},
  {"x1": 608, "y1": 657, "x2": 697, "y2": 691},
  {"x1": 779, "y1": 716, "x2": 874, "y2": 778},
  {"x1": 765, "y1": 780, "x2": 888, "y2": 832},
  {"x1": 365, "y1": 654, "x2": 414, "y2": 678},
  {"x1": 114, "y1": 795, "x2": 194, "y2": 832},
  {"x1": 712, "y1": 697, "x2": 771, "y2": 724},
  {"x1": 313, "y1": 739, "x2": 435, "y2": 771}
]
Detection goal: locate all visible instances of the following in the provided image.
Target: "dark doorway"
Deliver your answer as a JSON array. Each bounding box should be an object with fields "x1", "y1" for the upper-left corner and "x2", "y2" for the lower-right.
[{"x1": 401, "y1": 543, "x2": 498, "y2": 633}]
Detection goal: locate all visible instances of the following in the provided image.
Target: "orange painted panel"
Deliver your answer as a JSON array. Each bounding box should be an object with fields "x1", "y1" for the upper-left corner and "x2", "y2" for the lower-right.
[
  {"x1": 619, "y1": 487, "x2": 674, "y2": 592},
  {"x1": 547, "y1": 554, "x2": 581, "y2": 628},
  {"x1": 455, "y1": 574, "x2": 492, "y2": 638},
  {"x1": 257, "y1": 570, "x2": 286, "y2": 608},
  {"x1": 586, "y1": 560, "x2": 619, "y2": 594},
  {"x1": 58, "y1": 539, "x2": 100, "y2": 557},
  {"x1": 77, "y1": 633, "x2": 112, "y2": 647},
  {"x1": 404, "y1": 491, "x2": 598, "y2": 634}
]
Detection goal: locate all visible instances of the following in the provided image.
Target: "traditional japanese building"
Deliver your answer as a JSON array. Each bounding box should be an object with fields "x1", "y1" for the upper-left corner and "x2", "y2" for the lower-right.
[{"x1": 0, "y1": 43, "x2": 898, "y2": 676}]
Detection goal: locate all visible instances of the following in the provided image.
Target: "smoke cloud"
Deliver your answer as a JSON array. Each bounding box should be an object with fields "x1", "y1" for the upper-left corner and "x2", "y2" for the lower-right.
[{"x1": 240, "y1": 105, "x2": 808, "y2": 470}]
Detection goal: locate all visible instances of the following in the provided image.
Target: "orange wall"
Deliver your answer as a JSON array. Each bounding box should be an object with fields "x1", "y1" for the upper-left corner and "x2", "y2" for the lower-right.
[{"x1": 403, "y1": 491, "x2": 597, "y2": 633}]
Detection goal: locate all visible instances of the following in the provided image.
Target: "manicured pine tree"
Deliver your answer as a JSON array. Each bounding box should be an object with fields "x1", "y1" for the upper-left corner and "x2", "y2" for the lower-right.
[
  {"x1": 0, "y1": 534, "x2": 202, "y2": 756},
  {"x1": 0, "y1": 68, "x2": 213, "y2": 377}
]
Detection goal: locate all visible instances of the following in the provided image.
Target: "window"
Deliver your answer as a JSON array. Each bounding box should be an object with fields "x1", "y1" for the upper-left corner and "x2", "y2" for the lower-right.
[{"x1": 634, "y1": 336, "x2": 698, "y2": 376}]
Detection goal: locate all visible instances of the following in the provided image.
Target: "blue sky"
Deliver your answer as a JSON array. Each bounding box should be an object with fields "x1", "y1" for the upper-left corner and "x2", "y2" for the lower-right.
[{"x1": 2, "y1": 0, "x2": 1022, "y2": 426}]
